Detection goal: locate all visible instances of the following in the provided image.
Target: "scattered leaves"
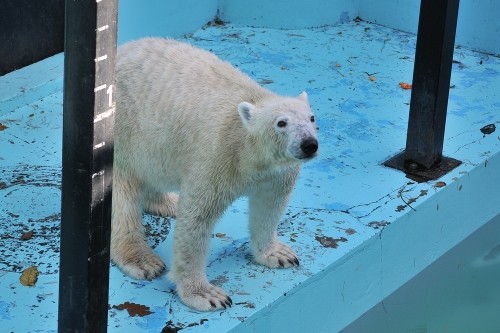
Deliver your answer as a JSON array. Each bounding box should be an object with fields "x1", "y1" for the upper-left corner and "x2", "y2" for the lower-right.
[
  {"x1": 162, "y1": 319, "x2": 208, "y2": 333},
  {"x1": 399, "y1": 82, "x2": 412, "y2": 89},
  {"x1": 396, "y1": 205, "x2": 406, "y2": 212},
  {"x1": 345, "y1": 228, "x2": 356, "y2": 235},
  {"x1": 434, "y1": 181, "x2": 447, "y2": 188},
  {"x1": 112, "y1": 302, "x2": 153, "y2": 317},
  {"x1": 20, "y1": 266, "x2": 39, "y2": 286},
  {"x1": 369, "y1": 75, "x2": 376, "y2": 81},
  {"x1": 480, "y1": 123, "x2": 496, "y2": 135},
  {"x1": 0, "y1": 123, "x2": 8, "y2": 131},
  {"x1": 315, "y1": 235, "x2": 347, "y2": 249},
  {"x1": 367, "y1": 221, "x2": 391, "y2": 229},
  {"x1": 21, "y1": 230, "x2": 34, "y2": 241}
]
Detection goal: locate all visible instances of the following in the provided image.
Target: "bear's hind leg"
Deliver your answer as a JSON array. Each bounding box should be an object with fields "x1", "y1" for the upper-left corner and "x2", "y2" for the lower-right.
[
  {"x1": 111, "y1": 170, "x2": 166, "y2": 279},
  {"x1": 143, "y1": 191, "x2": 178, "y2": 217}
]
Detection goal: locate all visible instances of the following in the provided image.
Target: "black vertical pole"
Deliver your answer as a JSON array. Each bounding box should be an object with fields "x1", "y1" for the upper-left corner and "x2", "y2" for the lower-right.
[
  {"x1": 58, "y1": 0, "x2": 117, "y2": 332},
  {"x1": 405, "y1": 0, "x2": 460, "y2": 169}
]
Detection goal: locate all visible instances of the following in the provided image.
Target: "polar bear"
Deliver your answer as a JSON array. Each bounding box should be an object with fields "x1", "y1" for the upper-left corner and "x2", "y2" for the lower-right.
[{"x1": 111, "y1": 38, "x2": 318, "y2": 311}]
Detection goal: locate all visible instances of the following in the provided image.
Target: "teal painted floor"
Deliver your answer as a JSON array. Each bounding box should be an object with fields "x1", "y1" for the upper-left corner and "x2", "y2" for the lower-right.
[{"x1": 1, "y1": 20, "x2": 499, "y2": 332}]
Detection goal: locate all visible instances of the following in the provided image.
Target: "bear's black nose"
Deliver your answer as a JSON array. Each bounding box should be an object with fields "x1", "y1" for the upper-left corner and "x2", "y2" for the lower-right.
[{"x1": 300, "y1": 138, "x2": 318, "y2": 157}]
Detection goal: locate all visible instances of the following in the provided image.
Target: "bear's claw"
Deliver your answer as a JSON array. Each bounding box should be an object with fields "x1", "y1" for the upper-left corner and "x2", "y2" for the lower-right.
[
  {"x1": 176, "y1": 280, "x2": 232, "y2": 311},
  {"x1": 115, "y1": 251, "x2": 166, "y2": 280},
  {"x1": 254, "y1": 241, "x2": 300, "y2": 269}
]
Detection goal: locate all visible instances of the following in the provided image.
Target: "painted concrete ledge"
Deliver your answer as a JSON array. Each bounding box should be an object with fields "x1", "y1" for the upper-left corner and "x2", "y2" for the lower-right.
[{"x1": 233, "y1": 152, "x2": 500, "y2": 333}]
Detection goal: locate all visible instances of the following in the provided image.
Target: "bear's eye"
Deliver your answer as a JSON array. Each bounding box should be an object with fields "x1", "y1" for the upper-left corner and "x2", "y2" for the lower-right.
[
  {"x1": 310, "y1": 115, "x2": 315, "y2": 122},
  {"x1": 277, "y1": 120, "x2": 287, "y2": 128}
]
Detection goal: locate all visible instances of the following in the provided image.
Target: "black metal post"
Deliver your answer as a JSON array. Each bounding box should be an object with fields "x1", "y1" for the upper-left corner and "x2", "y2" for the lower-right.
[
  {"x1": 384, "y1": 0, "x2": 462, "y2": 181},
  {"x1": 58, "y1": 0, "x2": 117, "y2": 332}
]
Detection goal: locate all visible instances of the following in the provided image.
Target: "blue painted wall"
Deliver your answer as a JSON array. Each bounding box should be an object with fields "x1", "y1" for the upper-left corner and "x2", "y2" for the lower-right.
[
  {"x1": 358, "y1": 0, "x2": 500, "y2": 55},
  {"x1": 118, "y1": 0, "x2": 218, "y2": 44},
  {"x1": 118, "y1": 0, "x2": 500, "y2": 55},
  {"x1": 218, "y1": 0, "x2": 357, "y2": 28}
]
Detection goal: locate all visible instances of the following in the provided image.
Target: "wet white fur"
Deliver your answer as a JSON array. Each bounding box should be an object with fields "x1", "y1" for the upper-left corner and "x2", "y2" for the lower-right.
[{"x1": 111, "y1": 38, "x2": 318, "y2": 311}]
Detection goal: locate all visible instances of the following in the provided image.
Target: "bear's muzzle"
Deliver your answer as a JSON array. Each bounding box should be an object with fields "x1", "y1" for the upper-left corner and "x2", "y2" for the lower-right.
[{"x1": 300, "y1": 137, "x2": 319, "y2": 158}]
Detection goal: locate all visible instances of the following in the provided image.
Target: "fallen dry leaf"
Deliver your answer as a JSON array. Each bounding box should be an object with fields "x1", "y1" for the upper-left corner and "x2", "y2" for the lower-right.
[
  {"x1": 21, "y1": 230, "x2": 34, "y2": 241},
  {"x1": 20, "y1": 266, "x2": 39, "y2": 286},
  {"x1": 434, "y1": 181, "x2": 447, "y2": 188},
  {"x1": 399, "y1": 82, "x2": 412, "y2": 89},
  {"x1": 345, "y1": 228, "x2": 357, "y2": 235},
  {"x1": 0, "y1": 123, "x2": 8, "y2": 131},
  {"x1": 112, "y1": 302, "x2": 153, "y2": 317},
  {"x1": 215, "y1": 233, "x2": 226, "y2": 238},
  {"x1": 369, "y1": 75, "x2": 376, "y2": 81},
  {"x1": 315, "y1": 235, "x2": 348, "y2": 249}
]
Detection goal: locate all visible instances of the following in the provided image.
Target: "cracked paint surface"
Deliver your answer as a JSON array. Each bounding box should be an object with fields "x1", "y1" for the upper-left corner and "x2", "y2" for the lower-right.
[{"x1": 1, "y1": 20, "x2": 499, "y2": 332}]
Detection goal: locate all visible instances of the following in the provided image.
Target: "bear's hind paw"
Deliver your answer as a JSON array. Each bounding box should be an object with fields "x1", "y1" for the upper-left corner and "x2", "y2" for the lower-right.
[
  {"x1": 177, "y1": 281, "x2": 232, "y2": 311},
  {"x1": 115, "y1": 252, "x2": 166, "y2": 280},
  {"x1": 253, "y1": 241, "x2": 300, "y2": 269}
]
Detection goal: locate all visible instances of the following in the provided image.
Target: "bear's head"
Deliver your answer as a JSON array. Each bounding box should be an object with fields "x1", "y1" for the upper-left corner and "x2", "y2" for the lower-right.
[{"x1": 238, "y1": 91, "x2": 318, "y2": 163}]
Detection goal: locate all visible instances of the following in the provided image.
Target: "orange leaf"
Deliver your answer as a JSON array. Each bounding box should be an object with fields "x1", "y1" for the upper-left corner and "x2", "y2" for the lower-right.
[
  {"x1": 113, "y1": 302, "x2": 153, "y2": 317},
  {"x1": 20, "y1": 266, "x2": 39, "y2": 286},
  {"x1": 21, "y1": 230, "x2": 34, "y2": 241},
  {"x1": 399, "y1": 82, "x2": 412, "y2": 89}
]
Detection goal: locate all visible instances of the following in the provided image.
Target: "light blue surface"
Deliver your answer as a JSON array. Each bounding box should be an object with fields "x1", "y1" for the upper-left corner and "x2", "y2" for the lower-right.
[
  {"x1": 358, "y1": 0, "x2": 500, "y2": 55},
  {"x1": 118, "y1": 0, "x2": 500, "y2": 55},
  {"x1": 218, "y1": 0, "x2": 357, "y2": 29},
  {"x1": 343, "y1": 214, "x2": 500, "y2": 333},
  {"x1": 118, "y1": 0, "x2": 218, "y2": 44},
  {"x1": 1, "y1": 5, "x2": 500, "y2": 333}
]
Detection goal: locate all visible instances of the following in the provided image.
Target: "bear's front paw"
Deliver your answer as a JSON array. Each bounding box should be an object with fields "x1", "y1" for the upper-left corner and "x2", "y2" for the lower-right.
[
  {"x1": 113, "y1": 249, "x2": 166, "y2": 280},
  {"x1": 176, "y1": 280, "x2": 233, "y2": 311},
  {"x1": 253, "y1": 241, "x2": 300, "y2": 268}
]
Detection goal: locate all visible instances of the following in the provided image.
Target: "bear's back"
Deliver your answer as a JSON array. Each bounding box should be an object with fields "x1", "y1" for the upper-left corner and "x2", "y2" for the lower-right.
[
  {"x1": 116, "y1": 38, "x2": 268, "y2": 116},
  {"x1": 114, "y1": 38, "x2": 275, "y2": 184}
]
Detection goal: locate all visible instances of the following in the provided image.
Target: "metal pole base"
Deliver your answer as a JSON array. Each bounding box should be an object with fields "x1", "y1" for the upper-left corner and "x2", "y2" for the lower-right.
[{"x1": 384, "y1": 151, "x2": 462, "y2": 183}]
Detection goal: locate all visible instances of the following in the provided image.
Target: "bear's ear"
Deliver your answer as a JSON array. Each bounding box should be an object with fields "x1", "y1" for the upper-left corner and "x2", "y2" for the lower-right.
[
  {"x1": 297, "y1": 91, "x2": 309, "y2": 103},
  {"x1": 238, "y1": 102, "x2": 256, "y2": 128}
]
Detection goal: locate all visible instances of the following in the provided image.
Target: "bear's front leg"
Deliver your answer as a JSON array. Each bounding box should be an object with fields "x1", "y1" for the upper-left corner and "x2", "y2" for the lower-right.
[
  {"x1": 249, "y1": 172, "x2": 300, "y2": 268},
  {"x1": 168, "y1": 194, "x2": 233, "y2": 311}
]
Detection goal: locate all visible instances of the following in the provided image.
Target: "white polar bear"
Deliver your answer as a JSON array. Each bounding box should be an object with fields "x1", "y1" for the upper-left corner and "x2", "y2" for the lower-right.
[{"x1": 111, "y1": 38, "x2": 318, "y2": 311}]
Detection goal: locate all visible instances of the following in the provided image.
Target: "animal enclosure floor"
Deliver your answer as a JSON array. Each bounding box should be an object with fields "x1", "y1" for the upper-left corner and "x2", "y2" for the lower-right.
[{"x1": 1, "y1": 20, "x2": 499, "y2": 332}]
